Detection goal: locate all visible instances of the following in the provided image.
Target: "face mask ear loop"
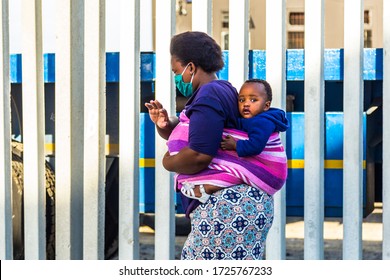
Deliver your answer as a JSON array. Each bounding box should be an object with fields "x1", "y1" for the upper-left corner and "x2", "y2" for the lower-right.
[
  {"x1": 181, "y1": 63, "x2": 190, "y2": 75},
  {"x1": 190, "y1": 71, "x2": 194, "y2": 83}
]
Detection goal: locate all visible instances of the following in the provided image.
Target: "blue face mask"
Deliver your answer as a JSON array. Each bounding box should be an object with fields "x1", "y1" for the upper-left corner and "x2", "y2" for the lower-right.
[{"x1": 174, "y1": 63, "x2": 194, "y2": 97}]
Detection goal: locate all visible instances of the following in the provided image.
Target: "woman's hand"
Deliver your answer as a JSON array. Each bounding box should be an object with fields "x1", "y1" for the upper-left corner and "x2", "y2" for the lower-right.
[
  {"x1": 144, "y1": 100, "x2": 169, "y2": 129},
  {"x1": 145, "y1": 100, "x2": 179, "y2": 140},
  {"x1": 220, "y1": 135, "x2": 237, "y2": 151}
]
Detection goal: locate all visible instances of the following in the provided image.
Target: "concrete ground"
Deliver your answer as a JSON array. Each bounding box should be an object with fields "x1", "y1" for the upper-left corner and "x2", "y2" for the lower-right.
[{"x1": 135, "y1": 203, "x2": 383, "y2": 260}]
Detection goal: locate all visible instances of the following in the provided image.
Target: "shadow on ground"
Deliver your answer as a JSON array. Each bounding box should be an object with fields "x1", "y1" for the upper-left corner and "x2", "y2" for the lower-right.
[{"x1": 137, "y1": 206, "x2": 383, "y2": 260}]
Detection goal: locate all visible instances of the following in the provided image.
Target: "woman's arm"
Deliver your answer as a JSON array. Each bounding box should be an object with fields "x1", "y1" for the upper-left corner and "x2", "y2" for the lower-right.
[
  {"x1": 164, "y1": 94, "x2": 227, "y2": 174},
  {"x1": 155, "y1": 115, "x2": 179, "y2": 140},
  {"x1": 145, "y1": 100, "x2": 179, "y2": 140},
  {"x1": 163, "y1": 147, "x2": 212, "y2": 174}
]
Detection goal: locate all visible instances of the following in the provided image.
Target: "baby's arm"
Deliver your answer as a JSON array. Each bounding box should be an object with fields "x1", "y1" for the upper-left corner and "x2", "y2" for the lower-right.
[{"x1": 236, "y1": 118, "x2": 275, "y2": 157}]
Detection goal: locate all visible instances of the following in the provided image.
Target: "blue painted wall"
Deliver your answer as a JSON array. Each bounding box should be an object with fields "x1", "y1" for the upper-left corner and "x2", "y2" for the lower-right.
[{"x1": 9, "y1": 49, "x2": 382, "y2": 216}]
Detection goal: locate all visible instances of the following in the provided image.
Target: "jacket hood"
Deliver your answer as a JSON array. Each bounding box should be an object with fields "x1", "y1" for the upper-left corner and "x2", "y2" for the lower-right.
[{"x1": 261, "y1": 107, "x2": 289, "y2": 132}]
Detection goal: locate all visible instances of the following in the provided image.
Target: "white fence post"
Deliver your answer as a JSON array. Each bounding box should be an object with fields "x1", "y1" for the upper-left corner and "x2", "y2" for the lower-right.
[
  {"x1": 383, "y1": 0, "x2": 390, "y2": 261},
  {"x1": 265, "y1": 0, "x2": 286, "y2": 260},
  {"x1": 55, "y1": 0, "x2": 84, "y2": 260},
  {"x1": 304, "y1": 0, "x2": 325, "y2": 260},
  {"x1": 0, "y1": 0, "x2": 11, "y2": 260},
  {"x1": 21, "y1": 0, "x2": 46, "y2": 260},
  {"x1": 192, "y1": 0, "x2": 212, "y2": 35},
  {"x1": 228, "y1": 0, "x2": 249, "y2": 90},
  {"x1": 140, "y1": 0, "x2": 153, "y2": 51},
  {"x1": 1, "y1": 0, "x2": 387, "y2": 262},
  {"x1": 83, "y1": 0, "x2": 106, "y2": 260},
  {"x1": 154, "y1": 0, "x2": 176, "y2": 260},
  {"x1": 119, "y1": 0, "x2": 140, "y2": 260},
  {"x1": 343, "y1": 0, "x2": 364, "y2": 260}
]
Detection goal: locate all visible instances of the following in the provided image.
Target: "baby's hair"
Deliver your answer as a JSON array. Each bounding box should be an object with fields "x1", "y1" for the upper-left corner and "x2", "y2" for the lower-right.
[{"x1": 244, "y1": 79, "x2": 272, "y2": 102}]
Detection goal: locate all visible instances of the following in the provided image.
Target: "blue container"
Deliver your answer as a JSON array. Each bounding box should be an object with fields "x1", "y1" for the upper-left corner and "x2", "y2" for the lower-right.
[
  {"x1": 139, "y1": 114, "x2": 156, "y2": 212},
  {"x1": 285, "y1": 112, "x2": 371, "y2": 217},
  {"x1": 139, "y1": 113, "x2": 184, "y2": 213},
  {"x1": 138, "y1": 112, "x2": 373, "y2": 217},
  {"x1": 8, "y1": 50, "x2": 379, "y2": 216}
]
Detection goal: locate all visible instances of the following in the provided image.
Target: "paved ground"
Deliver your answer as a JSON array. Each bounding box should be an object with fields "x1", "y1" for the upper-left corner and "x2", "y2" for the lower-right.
[{"x1": 135, "y1": 203, "x2": 383, "y2": 260}]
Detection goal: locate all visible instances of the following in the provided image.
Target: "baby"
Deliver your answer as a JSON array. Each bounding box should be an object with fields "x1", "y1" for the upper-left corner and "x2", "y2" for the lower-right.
[{"x1": 180, "y1": 79, "x2": 289, "y2": 202}]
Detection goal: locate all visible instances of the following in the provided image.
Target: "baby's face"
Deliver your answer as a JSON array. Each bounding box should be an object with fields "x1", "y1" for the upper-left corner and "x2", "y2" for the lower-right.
[{"x1": 238, "y1": 83, "x2": 271, "y2": 118}]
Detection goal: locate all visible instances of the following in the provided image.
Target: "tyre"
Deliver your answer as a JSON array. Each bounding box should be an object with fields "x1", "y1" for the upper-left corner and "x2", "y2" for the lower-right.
[
  {"x1": 11, "y1": 141, "x2": 120, "y2": 260},
  {"x1": 104, "y1": 157, "x2": 119, "y2": 259},
  {"x1": 11, "y1": 141, "x2": 56, "y2": 260}
]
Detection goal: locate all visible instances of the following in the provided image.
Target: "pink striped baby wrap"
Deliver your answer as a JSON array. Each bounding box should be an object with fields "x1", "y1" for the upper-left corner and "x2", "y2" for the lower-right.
[{"x1": 167, "y1": 111, "x2": 288, "y2": 195}]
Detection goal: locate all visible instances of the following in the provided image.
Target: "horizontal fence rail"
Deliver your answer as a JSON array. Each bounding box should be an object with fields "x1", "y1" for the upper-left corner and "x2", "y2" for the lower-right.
[{"x1": 6, "y1": 48, "x2": 385, "y2": 84}]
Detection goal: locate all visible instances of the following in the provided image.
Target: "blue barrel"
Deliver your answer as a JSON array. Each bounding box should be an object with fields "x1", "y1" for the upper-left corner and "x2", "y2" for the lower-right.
[
  {"x1": 285, "y1": 112, "x2": 371, "y2": 217},
  {"x1": 139, "y1": 112, "x2": 372, "y2": 217},
  {"x1": 139, "y1": 113, "x2": 184, "y2": 213}
]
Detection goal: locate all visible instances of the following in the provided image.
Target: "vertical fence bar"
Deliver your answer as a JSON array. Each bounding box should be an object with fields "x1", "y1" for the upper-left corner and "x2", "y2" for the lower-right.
[
  {"x1": 119, "y1": 0, "x2": 140, "y2": 260},
  {"x1": 383, "y1": 0, "x2": 390, "y2": 260},
  {"x1": 140, "y1": 0, "x2": 153, "y2": 51},
  {"x1": 228, "y1": 0, "x2": 249, "y2": 90},
  {"x1": 55, "y1": 0, "x2": 84, "y2": 260},
  {"x1": 21, "y1": 0, "x2": 46, "y2": 260},
  {"x1": 0, "y1": 0, "x2": 11, "y2": 260},
  {"x1": 304, "y1": 0, "x2": 325, "y2": 260},
  {"x1": 192, "y1": 0, "x2": 212, "y2": 35},
  {"x1": 265, "y1": 0, "x2": 286, "y2": 260},
  {"x1": 343, "y1": 0, "x2": 364, "y2": 260},
  {"x1": 155, "y1": 0, "x2": 175, "y2": 260},
  {"x1": 83, "y1": 0, "x2": 106, "y2": 260}
]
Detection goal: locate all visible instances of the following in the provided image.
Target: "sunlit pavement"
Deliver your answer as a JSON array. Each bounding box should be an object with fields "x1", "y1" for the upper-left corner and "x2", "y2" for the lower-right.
[{"x1": 127, "y1": 203, "x2": 383, "y2": 260}]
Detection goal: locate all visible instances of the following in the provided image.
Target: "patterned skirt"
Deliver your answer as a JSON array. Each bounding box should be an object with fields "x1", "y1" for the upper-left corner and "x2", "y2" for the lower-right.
[{"x1": 181, "y1": 184, "x2": 274, "y2": 260}]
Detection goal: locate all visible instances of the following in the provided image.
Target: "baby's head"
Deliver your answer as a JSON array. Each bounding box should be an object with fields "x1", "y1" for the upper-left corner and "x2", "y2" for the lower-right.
[{"x1": 238, "y1": 79, "x2": 272, "y2": 118}]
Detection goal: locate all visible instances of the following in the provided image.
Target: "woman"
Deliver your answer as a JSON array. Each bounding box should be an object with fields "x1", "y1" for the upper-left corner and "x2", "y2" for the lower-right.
[{"x1": 145, "y1": 31, "x2": 274, "y2": 260}]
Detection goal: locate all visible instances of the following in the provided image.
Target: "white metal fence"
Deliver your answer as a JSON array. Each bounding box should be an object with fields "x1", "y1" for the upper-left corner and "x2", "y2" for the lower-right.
[{"x1": 0, "y1": 0, "x2": 389, "y2": 260}]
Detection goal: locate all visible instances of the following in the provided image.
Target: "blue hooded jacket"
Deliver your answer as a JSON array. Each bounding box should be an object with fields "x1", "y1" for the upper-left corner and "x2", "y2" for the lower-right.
[{"x1": 236, "y1": 107, "x2": 289, "y2": 157}]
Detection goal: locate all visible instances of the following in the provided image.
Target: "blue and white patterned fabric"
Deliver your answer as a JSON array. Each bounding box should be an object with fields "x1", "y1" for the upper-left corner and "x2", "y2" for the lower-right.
[{"x1": 181, "y1": 184, "x2": 274, "y2": 260}]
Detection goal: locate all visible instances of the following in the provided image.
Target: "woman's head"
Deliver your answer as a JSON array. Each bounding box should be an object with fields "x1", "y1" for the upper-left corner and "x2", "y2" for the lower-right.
[{"x1": 170, "y1": 31, "x2": 224, "y2": 73}]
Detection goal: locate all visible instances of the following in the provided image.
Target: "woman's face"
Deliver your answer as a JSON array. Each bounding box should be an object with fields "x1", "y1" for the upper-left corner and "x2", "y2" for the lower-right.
[
  {"x1": 171, "y1": 56, "x2": 197, "y2": 97},
  {"x1": 171, "y1": 56, "x2": 193, "y2": 83}
]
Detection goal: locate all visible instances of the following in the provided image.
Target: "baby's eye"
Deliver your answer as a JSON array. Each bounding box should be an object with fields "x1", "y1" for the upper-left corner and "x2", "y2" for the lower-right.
[
  {"x1": 250, "y1": 98, "x2": 257, "y2": 102},
  {"x1": 238, "y1": 98, "x2": 244, "y2": 103}
]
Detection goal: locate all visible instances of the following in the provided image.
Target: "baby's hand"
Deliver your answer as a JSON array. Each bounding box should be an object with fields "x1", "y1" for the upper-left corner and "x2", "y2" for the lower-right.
[{"x1": 220, "y1": 135, "x2": 237, "y2": 150}]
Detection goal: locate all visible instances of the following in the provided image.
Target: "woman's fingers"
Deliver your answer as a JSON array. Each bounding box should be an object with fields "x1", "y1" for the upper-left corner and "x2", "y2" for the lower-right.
[
  {"x1": 145, "y1": 100, "x2": 164, "y2": 110},
  {"x1": 149, "y1": 100, "x2": 163, "y2": 109},
  {"x1": 145, "y1": 100, "x2": 170, "y2": 128},
  {"x1": 152, "y1": 100, "x2": 164, "y2": 109},
  {"x1": 144, "y1": 102, "x2": 154, "y2": 110}
]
